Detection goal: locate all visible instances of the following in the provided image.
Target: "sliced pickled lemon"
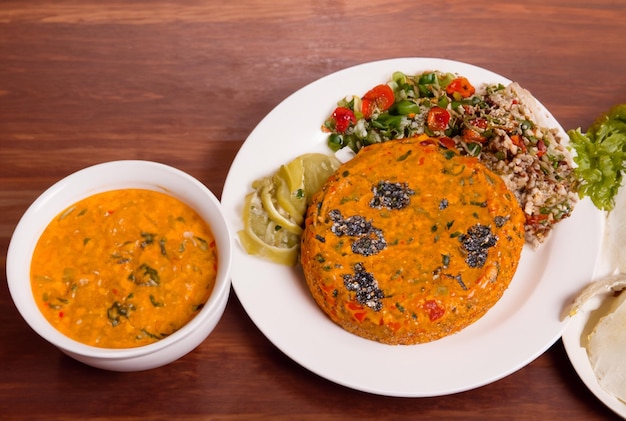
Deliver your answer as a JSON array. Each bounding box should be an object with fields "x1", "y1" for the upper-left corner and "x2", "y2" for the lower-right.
[
  {"x1": 272, "y1": 153, "x2": 340, "y2": 223},
  {"x1": 239, "y1": 152, "x2": 341, "y2": 266},
  {"x1": 258, "y1": 179, "x2": 302, "y2": 235},
  {"x1": 241, "y1": 190, "x2": 299, "y2": 246},
  {"x1": 275, "y1": 157, "x2": 307, "y2": 217},
  {"x1": 239, "y1": 191, "x2": 299, "y2": 265},
  {"x1": 277, "y1": 157, "x2": 305, "y2": 193},
  {"x1": 238, "y1": 228, "x2": 299, "y2": 266},
  {"x1": 299, "y1": 153, "x2": 341, "y2": 203},
  {"x1": 273, "y1": 174, "x2": 305, "y2": 225},
  {"x1": 242, "y1": 191, "x2": 270, "y2": 239}
]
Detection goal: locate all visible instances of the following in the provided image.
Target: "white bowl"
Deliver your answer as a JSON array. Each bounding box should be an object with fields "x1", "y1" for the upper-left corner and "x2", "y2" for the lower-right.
[{"x1": 6, "y1": 160, "x2": 233, "y2": 371}]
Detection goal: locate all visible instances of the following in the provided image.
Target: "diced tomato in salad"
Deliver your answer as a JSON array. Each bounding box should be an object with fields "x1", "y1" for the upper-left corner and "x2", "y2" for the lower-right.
[
  {"x1": 427, "y1": 106, "x2": 450, "y2": 132},
  {"x1": 321, "y1": 69, "x2": 550, "y2": 172},
  {"x1": 322, "y1": 70, "x2": 488, "y2": 154},
  {"x1": 330, "y1": 106, "x2": 356, "y2": 133},
  {"x1": 361, "y1": 84, "x2": 395, "y2": 119}
]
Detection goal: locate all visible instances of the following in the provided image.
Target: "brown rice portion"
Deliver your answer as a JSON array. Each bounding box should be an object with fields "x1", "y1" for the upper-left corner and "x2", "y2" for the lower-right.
[{"x1": 460, "y1": 82, "x2": 578, "y2": 246}]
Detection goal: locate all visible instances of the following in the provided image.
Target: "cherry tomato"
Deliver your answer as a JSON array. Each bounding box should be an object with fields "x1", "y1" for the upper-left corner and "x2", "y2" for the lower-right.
[
  {"x1": 423, "y1": 299, "x2": 445, "y2": 321},
  {"x1": 331, "y1": 106, "x2": 356, "y2": 133},
  {"x1": 471, "y1": 118, "x2": 488, "y2": 129},
  {"x1": 427, "y1": 106, "x2": 451, "y2": 131},
  {"x1": 446, "y1": 77, "x2": 476, "y2": 98},
  {"x1": 361, "y1": 84, "x2": 395, "y2": 119}
]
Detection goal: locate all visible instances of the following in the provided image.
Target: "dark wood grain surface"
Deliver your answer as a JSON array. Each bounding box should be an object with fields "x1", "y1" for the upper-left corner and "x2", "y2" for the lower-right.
[{"x1": 1, "y1": 1, "x2": 625, "y2": 419}]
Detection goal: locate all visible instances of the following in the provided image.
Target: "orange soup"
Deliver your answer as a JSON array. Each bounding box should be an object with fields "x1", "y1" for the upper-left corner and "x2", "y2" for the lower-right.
[{"x1": 31, "y1": 189, "x2": 218, "y2": 348}]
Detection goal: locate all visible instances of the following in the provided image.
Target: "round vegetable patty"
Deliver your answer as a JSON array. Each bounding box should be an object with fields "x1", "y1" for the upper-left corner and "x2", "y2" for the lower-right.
[{"x1": 300, "y1": 137, "x2": 525, "y2": 344}]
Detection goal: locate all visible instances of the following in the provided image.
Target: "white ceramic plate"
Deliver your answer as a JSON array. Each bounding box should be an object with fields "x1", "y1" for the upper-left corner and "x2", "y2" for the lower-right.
[
  {"x1": 562, "y1": 293, "x2": 626, "y2": 418},
  {"x1": 221, "y1": 58, "x2": 604, "y2": 396},
  {"x1": 562, "y1": 186, "x2": 626, "y2": 418}
]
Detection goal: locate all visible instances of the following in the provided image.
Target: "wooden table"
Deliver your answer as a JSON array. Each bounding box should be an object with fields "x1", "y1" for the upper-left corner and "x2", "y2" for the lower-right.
[{"x1": 1, "y1": 1, "x2": 625, "y2": 419}]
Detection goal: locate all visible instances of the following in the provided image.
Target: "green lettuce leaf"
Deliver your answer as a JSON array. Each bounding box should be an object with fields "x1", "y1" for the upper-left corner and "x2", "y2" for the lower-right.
[{"x1": 568, "y1": 104, "x2": 626, "y2": 211}]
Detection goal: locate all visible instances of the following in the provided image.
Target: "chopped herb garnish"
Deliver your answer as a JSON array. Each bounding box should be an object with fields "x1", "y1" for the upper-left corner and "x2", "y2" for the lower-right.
[
  {"x1": 140, "y1": 232, "x2": 155, "y2": 248},
  {"x1": 107, "y1": 301, "x2": 136, "y2": 327},
  {"x1": 194, "y1": 236, "x2": 209, "y2": 251},
  {"x1": 397, "y1": 149, "x2": 412, "y2": 161},
  {"x1": 129, "y1": 263, "x2": 160, "y2": 286},
  {"x1": 444, "y1": 150, "x2": 456, "y2": 160},
  {"x1": 441, "y1": 254, "x2": 450, "y2": 268},
  {"x1": 149, "y1": 295, "x2": 164, "y2": 307},
  {"x1": 140, "y1": 328, "x2": 167, "y2": 340},
  {"x1": 470, "y1": 200, "x2": 487, "y2": 208}
]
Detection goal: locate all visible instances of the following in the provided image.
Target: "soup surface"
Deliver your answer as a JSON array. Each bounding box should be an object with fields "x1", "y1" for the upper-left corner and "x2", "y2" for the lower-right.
[{"x1": 31, "y1": 189, "x2": 218, "y2": 348}]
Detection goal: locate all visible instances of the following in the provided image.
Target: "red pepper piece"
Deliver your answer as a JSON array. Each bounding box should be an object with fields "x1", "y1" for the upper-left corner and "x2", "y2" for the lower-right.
[
  {"x1": 510, "y1": 134, "x2": 527, "y2": 151},
  {"x1": 354, "y1": 312, "x2": 367, "y2": 322},
  {"x1": 446, "y1": 77, "x2": 476, "y2": 98},
  {"x1": 462, "y1": 118, "x2": 489, "y2": 143},
  {"x1": 438, "y1": 136, "x2": 456, "y2": 149},
  {"x1": 423, "y1": 299, "x2": 445, "y2": 321}
]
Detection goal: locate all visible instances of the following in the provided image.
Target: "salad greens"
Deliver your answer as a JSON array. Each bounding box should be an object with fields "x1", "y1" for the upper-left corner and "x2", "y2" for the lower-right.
[
  {"x1": 568, "y1": 104, "x2": 626, "y2": 211},
  {"x1": 322, "y1": 71, "x2": 486, "y2": 154}
]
